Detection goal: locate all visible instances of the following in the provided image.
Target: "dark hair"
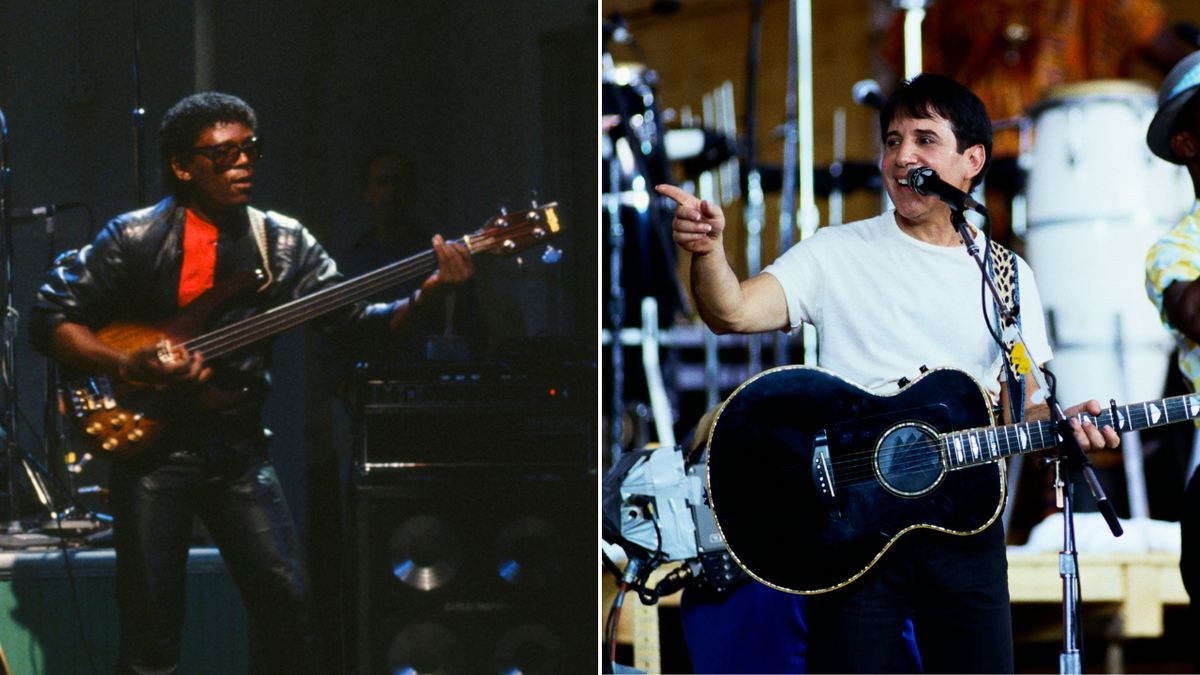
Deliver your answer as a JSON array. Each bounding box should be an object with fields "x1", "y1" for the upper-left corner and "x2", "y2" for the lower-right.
[
  {"x1": 879, "y1": 73, "x2": 992, "y2": 190},
  {"x1": 159, "y1": 92, "x2": 258, "y2": 196}
]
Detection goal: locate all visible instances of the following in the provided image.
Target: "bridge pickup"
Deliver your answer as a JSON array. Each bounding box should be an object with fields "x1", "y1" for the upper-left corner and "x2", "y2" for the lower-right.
[{"x1": 811, "y1": 429, "x2": 842, "y2": 519}]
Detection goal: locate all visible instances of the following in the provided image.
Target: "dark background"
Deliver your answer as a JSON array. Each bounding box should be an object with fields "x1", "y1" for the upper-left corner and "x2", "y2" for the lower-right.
[{"x1": 0, "y1": 0, "x2": 598, "y2": 671}]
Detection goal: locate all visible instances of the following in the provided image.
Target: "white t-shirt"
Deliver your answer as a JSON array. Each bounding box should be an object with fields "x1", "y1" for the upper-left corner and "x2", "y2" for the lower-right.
[{"x1": 761, "y1": 210, "x2": 1051, "y2": 402}]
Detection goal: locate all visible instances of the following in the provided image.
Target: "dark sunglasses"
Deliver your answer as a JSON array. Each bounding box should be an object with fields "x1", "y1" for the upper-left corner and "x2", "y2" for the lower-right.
[{"x1": 190, "y1": 137, "x2": 263, "y2": 168}]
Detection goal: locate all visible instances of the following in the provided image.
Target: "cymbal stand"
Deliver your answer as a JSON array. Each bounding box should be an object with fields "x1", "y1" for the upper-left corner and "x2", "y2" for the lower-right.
[
  {"x1": 0, "y1": 105, "x2": 18, "y2": 532},
  {"x1": 0, "y1": 113, "x2": 92, "y2": 541},
  {"x1": 0, "y1": 107, "x2": 50, "y2": 534}
]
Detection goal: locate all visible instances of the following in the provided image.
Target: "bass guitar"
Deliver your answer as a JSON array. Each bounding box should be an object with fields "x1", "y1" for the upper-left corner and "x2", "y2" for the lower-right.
[
  {"x1": 705, "y1": 364, "x2": 1195, "y2": 594},
  {"x1": 61, "y1": 203, "x2": 561, "y2": 459}
]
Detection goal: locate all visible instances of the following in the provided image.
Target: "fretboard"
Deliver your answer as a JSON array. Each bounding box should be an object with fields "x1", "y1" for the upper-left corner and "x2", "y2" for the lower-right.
[
  {"x1": 179, "y1": 246, "x2": 445, "y2": 359},
  {"x1": 943, "y1": 393, "x2": 1200, "y2": 470}
]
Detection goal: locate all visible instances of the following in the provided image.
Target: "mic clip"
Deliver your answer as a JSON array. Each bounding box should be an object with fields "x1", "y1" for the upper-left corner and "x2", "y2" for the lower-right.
[{"x1": 949, "y1": 208, "x2": 980, "y2": 256}]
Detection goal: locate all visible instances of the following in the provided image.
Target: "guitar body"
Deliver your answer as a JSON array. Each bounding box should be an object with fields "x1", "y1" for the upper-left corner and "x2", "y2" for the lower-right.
[
  {"x1": 62, "y1": 271, "x2": 262, "y2": 459},
  {"x1": 706, "y1": 365, "x2": 1005, "y2": 594}
]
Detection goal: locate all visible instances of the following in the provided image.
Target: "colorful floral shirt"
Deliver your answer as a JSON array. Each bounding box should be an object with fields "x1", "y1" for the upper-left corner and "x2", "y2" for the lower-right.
[{"x1": 1146, "y1": 201, "x2": 1200, "y2": 393}]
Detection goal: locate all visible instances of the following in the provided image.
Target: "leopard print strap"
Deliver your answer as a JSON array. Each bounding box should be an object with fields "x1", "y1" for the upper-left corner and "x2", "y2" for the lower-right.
[
  {"x1": 987, "y1": 239, "x2": 1024, "y2": 421},
  {"x1": 987, "y1": 239, "x2": 1018, "y2": 348}
]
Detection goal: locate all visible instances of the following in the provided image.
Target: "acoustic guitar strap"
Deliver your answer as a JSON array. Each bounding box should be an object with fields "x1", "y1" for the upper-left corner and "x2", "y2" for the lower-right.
[{"x1": 987, "y1": 238, "x2": 1024, "y2": 423}]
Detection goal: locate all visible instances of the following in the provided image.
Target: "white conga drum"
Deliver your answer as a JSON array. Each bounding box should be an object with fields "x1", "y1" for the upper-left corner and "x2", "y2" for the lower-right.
[{"x1": 1023, "y1": 81, "x2": 1193, "y2": 408}]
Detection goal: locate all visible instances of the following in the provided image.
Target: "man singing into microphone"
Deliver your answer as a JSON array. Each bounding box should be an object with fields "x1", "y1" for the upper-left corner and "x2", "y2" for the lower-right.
[{"x1": 658, "y1": 73, "x2": 1119, "y2": 673}]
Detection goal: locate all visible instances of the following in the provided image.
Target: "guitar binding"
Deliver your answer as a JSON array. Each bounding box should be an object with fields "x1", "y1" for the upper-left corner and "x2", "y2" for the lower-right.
[{"x1": 872, "y1": 420, "x2": 947, "y2": 498}]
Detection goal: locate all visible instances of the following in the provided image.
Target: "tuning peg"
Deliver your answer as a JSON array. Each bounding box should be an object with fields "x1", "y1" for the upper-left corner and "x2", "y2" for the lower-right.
[{"x1": 541, "y1": 245, "x2": 562, "y2": 264}]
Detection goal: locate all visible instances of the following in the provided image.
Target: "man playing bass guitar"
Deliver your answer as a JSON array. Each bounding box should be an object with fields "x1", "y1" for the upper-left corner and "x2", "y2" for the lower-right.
[
  {"x1": 28, "y1": 92, "x2": 473, "y2": 675},
  {"x1": 657, "y1": 74, "x2": 1119, "y2": 673}
]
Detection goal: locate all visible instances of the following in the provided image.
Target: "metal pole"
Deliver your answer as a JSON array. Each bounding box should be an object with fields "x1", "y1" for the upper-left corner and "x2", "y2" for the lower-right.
[
  {"x1": 775, "y1": 0, "x2": 800, "y2": 369},
  {"x1": 899, "y1": 0, "x2": 926, "y2": 80},
  {"x1": 133, "y1": 0, "x2": 147, "y2": 207},
  {"x1": 794, "y1": 0, "x2": 818, "y2": 366},
  {"x1": 606, "y1": 150, "x2": 627, "y2": 467}
]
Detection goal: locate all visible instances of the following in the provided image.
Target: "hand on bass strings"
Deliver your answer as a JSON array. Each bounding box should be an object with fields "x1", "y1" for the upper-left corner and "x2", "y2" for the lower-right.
[{"x1": 118, "y1": 343, "x2": 211, "y2": 389}]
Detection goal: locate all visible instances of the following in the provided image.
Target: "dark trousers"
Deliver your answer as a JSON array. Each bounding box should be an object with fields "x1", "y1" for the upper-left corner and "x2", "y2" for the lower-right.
[
  {"x1": 680, "y1": 580, "x2": 923, "y2": 674},
  {"x1": 1181, "y1": 466, "x2": 1200, "y2": 673},
  {"x1": 110, "y1": 444, "x2": 326, "y2": 675},
  {"x1": 806, "y1": 522, "x2": 1013, "y2": 674}
]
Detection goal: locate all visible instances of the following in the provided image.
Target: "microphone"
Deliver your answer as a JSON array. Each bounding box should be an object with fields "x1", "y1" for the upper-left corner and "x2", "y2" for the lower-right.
[
  {"x1": 905, "y1": 167, "x2": 987, "y2": 214},
  {"x1": 852, "y1": 79, "x2": 886, "y2": 110},
  {"x1": 10, "y1": 202, "x2": 84, "y2": 220}
]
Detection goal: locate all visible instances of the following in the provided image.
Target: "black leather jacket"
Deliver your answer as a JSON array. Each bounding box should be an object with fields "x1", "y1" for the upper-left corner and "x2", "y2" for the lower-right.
[{"x1": 30, "y1": 197, "x2": 395, "y2": 426}]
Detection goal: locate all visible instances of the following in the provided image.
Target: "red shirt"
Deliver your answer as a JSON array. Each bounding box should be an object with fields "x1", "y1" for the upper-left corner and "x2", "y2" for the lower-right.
[{"x1": 178, "y1": 209, "x2": 219, "y2": 307}]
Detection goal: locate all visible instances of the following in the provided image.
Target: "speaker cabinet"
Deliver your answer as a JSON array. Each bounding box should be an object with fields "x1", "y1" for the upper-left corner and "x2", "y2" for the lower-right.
[{"x1": 354, "y1": 470, "x2": 593, "y2": 674}]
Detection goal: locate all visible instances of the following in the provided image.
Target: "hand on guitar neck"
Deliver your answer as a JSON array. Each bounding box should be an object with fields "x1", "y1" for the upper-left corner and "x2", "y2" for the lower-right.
[
  {"x1": 387, "y1": 233, "x2": 475, "y2": 331},
  {"x1": 1056, "y1": 399, "x2": 1121, "y2": 454}
]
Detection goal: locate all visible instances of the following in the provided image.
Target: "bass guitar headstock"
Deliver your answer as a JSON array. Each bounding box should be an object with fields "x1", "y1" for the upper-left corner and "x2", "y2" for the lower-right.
[{"x1": 465, "y1": 202, "x2": 562, "y2": 259}]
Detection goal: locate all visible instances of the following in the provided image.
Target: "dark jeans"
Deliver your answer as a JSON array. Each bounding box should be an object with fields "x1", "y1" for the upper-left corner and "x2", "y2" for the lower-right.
[
  {"x1": 806, "y1": 522, "x2": 1013, "y2": 674},
  {"x1": 1181, "y1": 466, "x2": 1200, "y2": 673},
  {"x1": 680, "y1": 580, "x2": 923, "y2": 673},
  {"x1": 110, "y1": 436, "x2": 326, "y2": 675}
]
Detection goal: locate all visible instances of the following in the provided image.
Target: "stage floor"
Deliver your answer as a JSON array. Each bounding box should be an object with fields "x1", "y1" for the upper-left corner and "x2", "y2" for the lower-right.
[{"x1": 0, "y1": 546, "x2": 247, "y2": 675}]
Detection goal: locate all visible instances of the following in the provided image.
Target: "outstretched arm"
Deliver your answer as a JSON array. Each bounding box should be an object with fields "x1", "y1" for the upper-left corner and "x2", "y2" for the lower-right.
[{"x1": 656, "y1": 183, "x2": 789, "y2": 334}]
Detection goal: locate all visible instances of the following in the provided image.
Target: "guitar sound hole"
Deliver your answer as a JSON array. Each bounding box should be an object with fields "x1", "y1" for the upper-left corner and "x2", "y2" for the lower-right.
[{"x1": 875, "y1": 423, "x2": 944, "y2": 497}]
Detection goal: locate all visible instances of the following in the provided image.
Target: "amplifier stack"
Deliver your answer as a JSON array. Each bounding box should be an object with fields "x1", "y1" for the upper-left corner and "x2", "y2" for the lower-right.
[{"x1": 349, "y1": 362, "x2": 594, "y2": 675}]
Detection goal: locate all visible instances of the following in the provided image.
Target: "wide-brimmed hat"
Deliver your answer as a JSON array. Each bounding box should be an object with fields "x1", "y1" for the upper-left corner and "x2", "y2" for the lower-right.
[{"x1": 1148, "y1": 51, "x2": 1200, "y2": 164}]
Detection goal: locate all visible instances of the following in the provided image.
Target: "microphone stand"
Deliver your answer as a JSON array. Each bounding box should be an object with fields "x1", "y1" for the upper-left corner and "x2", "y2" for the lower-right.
[{"x1": 949, "y1": 207, "x2": 1122, "y2": 674}]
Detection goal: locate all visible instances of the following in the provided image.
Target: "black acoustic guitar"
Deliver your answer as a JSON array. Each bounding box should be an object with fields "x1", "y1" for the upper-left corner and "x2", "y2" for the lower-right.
[{"x1": 705, "y1": 364, "x2": 1196, "y2": 594}]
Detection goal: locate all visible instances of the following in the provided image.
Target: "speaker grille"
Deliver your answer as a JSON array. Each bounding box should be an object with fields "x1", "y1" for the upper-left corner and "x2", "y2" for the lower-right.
[{"x1": 355, "y1": 472, "x2": 593, "y2": 674}]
